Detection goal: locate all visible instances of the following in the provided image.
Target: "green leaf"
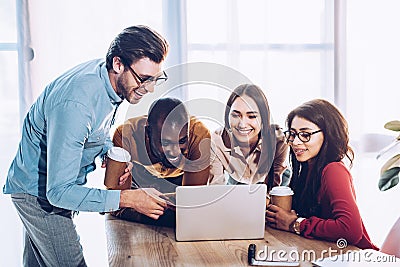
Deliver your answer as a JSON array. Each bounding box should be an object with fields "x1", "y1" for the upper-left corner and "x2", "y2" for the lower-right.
[
  {"x1": 384, "y1": 120, "x2": 400, "y2": 131},
  {"x1": 379, "y1": 167, "x2": 400, "y2": 191},
  {"x1": 381, "y1": 154, "x2": 400, "y2": 174}
]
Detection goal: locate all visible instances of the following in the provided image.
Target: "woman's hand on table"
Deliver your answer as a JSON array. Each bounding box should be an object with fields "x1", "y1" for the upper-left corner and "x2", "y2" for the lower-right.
[{"x1": 266, "y1": 204, "x2": 298, "y2": 232}]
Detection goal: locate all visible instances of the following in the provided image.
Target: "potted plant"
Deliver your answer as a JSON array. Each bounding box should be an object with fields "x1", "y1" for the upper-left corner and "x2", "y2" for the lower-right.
[{"x1": 377, "y1": 120, "x2": 400, "y2": 191}]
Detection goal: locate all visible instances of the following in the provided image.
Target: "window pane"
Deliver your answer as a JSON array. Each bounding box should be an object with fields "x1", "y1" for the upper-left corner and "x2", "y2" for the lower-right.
[
  {"x1": 236, "y1": 0, "x2": 269, "y2": 44},
  {"x1": 29, "y1": 0, "x2": 163, "y2": 99},
  {"x1": 187, "y1": 0, "x2": 228, "y2": 43},
  {"x1": 0, "y1": 0, "x2": 17, "y2": 42},
  {"x1": 347, "y1": 0, "x2": 400, "y2": 136},
  {"x1": 0, "y1": 51, "x2": 19, "y2": 190},
  {"x1": 237, "y1": 0, "x2": 329, "y2": 44},
  {"x1": 261, "y1": 0, "x2": 330, "y2": 44},
  {"x1": 0, "y1": 51, "x2": 19, "y2": 109},
  {"x1": 0, "y1": 51, "x2": 22, "y2": 267},
  {"x1": 184, "y1": 84, "x2": 231, "y2": 132},
  {"x1": 187, "y1": 0, "x2": 334, "y2": 127},
  {"x1": 0, "y1": 51, "x2": 20, "y2": 185},
  {"x1": 188, "y1": 50, "x2": 228, "y2": 64},
  {"x1": 240, "y1": 50, "x2": 331, "y2": 126}
]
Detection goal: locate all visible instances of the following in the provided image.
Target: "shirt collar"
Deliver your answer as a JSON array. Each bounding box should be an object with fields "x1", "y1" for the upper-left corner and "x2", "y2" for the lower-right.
[
  {"x1": 223, "y1": 131, "x2": 263, "y2": 154},
  {"x1": 100, "y1": 62, "x2": 123, "y2": 105}
]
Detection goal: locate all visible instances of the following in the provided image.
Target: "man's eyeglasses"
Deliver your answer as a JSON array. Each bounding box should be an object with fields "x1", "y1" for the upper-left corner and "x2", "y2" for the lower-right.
[
  {"x1": 126, "y1": 65, "x2": 168, "y2": 89},
  {"x1": 283, "y1": 129, "x2": 322, "y2": 143}
]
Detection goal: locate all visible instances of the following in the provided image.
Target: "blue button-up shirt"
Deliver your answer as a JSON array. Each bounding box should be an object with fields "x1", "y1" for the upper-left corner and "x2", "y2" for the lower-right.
[{"x1": 4, "y1": 59, "x2": 122, "y2": 212}]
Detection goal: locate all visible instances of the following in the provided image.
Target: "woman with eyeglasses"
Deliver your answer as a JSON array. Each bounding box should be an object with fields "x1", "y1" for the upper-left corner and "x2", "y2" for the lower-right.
[
  {"x1": 208, "y1": 84, "x2": 289, "y2": 190},
  {"x1": 266, "y1": 99, "x2": 378, "y2": 250}
]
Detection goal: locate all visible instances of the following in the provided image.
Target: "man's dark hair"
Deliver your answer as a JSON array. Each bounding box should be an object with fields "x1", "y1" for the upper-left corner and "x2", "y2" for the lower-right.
[
  {"x1": 106, "y1": 25, "x2": 169, "y2": 70},
  {"x1": 147, "y1": 98, "x2": 189, "y2": 129}
]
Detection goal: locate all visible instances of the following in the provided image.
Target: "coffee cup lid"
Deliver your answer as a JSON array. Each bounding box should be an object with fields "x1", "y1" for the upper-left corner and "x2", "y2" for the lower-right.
[
  {"x1": 270, "y1": 186, "x2": 294, "y2": 196},
  {"x1": 107, "y1": 147, "x2": 131, "y2": 162}
]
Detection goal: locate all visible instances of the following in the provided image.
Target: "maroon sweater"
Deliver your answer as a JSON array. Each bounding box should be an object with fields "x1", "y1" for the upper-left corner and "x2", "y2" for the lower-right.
[{"x1": 299, "y1": 162, "x2": 378, "y2": 250}]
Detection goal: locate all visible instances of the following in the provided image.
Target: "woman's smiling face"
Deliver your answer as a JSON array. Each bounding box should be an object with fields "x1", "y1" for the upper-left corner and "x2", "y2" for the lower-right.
[
  {"x1": 289, "y1": 116, "x2": 324, "y2": 163},
  {"x1": 229, "y1": 95, "x2": 261, "y2": 146}
]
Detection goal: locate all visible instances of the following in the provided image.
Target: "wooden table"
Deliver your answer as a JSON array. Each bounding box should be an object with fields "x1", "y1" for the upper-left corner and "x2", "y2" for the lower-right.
[{"x1": 105, "y1": 214, "x2": 358, "y2": 266}]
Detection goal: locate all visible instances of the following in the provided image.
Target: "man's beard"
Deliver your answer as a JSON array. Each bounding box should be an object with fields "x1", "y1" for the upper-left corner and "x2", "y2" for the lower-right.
[{"x1": 116, "y1": 78, "x2": 140, "y2": 104}]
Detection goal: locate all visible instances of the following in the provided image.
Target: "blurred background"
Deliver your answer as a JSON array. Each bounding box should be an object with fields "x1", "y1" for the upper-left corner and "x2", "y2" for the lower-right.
[{"x1": 1, "y1": 0, "x2": 400, "y2": 266}]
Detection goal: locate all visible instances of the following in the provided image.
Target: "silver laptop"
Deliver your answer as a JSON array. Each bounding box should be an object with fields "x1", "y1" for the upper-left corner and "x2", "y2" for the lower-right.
[{"x1": 175, "y1": 184, "x2": 266, "y2": 241}]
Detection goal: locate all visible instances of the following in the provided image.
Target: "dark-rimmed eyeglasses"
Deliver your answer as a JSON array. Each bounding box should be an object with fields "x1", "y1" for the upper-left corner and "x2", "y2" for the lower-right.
[
  {"x1": 283, "y1": 129, "x2": 322, "y2": 143},
  {"x1": 126, "y1": 65, "x2": 168, "y2": 89}
]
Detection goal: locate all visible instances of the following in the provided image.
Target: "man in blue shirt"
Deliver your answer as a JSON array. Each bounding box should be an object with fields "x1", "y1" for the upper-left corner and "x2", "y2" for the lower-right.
[{"x1": 3, "y1": 25, "x2": 169, "y2": 266}]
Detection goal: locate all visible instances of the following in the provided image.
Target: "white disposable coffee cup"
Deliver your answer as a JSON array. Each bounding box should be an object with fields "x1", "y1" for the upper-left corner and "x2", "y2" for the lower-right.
[
  {"x1": 104, "y1": 147, "x2": 131, "y2": 190},
  {"x1": 269, "y1": 186, "x2": 294, "y2": 211}
]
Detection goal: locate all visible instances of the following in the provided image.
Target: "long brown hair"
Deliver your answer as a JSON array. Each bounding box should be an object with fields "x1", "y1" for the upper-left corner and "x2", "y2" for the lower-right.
[
  {"x1": 286, "y1": 99, "x2": 354, "y2": 217},
  {"x1": 222, "y1": 84, "x2": 277, "y2": 176}
]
